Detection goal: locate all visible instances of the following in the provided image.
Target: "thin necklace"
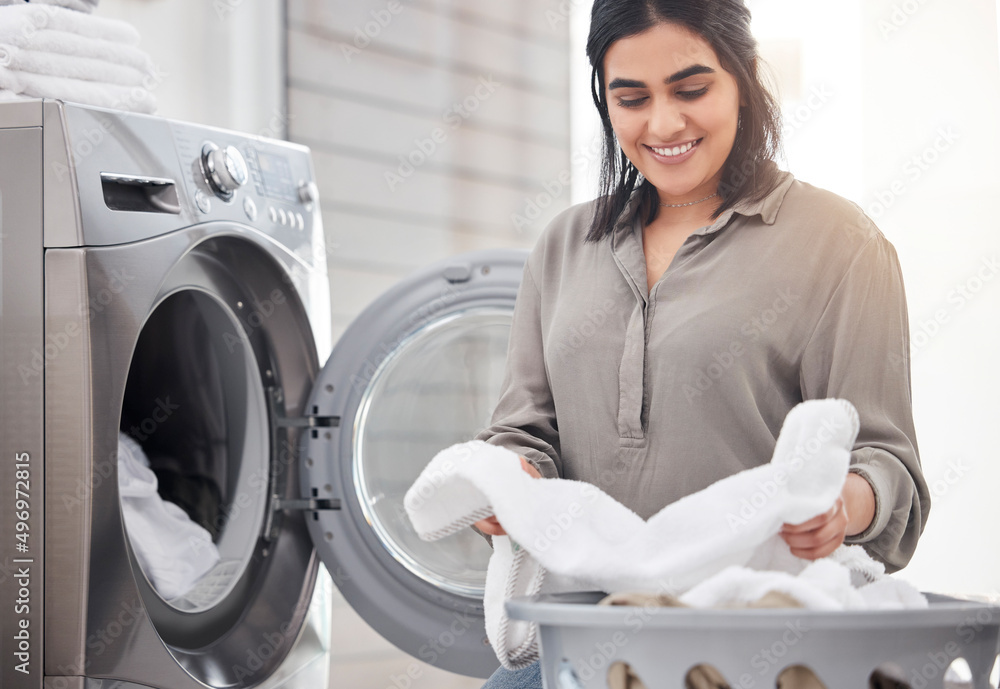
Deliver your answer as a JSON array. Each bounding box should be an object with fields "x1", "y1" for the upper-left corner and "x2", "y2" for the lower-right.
[{"x1": 660, "y1": 192, "x2": 718, "y2": 208}]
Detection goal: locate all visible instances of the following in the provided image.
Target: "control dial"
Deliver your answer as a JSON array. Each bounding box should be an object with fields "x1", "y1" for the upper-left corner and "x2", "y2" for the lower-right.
[{"x1": 201, "y1": 142, "x2": 248, "y2": 200}]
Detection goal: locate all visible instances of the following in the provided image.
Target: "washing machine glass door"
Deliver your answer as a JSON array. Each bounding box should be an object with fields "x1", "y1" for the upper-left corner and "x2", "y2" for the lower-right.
[{"x1": 301, "y1": 249, "x2": 526, "y2": 679}]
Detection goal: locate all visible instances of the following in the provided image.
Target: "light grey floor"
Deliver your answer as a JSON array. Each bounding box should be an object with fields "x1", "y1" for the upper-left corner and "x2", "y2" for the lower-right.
[{"x1": 327, "y1": 586, "x2": 483, "y2": 689}]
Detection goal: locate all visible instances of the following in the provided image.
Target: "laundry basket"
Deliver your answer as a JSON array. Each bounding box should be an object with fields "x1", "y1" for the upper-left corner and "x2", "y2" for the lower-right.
[{"x1": 506, "y1": 592, "x2": 1000, "y2": 689}]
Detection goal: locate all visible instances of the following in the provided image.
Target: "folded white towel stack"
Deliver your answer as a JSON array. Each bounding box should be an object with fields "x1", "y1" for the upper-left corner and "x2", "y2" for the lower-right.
[
  {"x1": 0, "y1": 0, "x2": 99, "y2": 13},
  {"x1": 405, "y1": 399, "x2": 926, "y2": 670},
  {"x1": 0, "y1": 3, "x2": 158, "y2": 113}
]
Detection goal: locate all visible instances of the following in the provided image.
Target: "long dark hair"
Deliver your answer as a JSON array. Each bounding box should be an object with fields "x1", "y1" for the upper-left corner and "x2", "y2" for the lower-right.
[{"x1": 585, "y1": 0, "x2": 783, "y2": 242}]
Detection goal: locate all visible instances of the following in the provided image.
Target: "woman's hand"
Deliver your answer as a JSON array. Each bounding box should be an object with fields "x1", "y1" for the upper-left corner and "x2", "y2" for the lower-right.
[
  {"x1": 779, "y1": 473, "x2": 876, "y2": 560},
  {"x1": 472, "y1": 457, "x2": 541, "y2": 537}
]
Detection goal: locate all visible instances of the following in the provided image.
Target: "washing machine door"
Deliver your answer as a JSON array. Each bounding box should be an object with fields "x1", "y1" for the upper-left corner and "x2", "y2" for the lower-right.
[{"x1": 300, "y1": 249, "x2": 526, "y2": 679}]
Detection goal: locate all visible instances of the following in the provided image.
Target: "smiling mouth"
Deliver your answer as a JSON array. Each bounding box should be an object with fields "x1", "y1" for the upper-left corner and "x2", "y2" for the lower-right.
[{"x1": 647, "y1": 139, "x2": 701, "y2": 157}]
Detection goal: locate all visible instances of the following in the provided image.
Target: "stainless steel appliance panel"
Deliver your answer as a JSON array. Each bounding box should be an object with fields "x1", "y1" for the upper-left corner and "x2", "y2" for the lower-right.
[{"x1": 0, "y1": 127, "x2": 45, "y2": 689}]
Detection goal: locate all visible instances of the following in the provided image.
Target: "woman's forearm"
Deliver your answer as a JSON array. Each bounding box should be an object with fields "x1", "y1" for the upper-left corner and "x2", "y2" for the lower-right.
[{"x1": 843, "y1": 472, "x2": 876, "y2": 537}]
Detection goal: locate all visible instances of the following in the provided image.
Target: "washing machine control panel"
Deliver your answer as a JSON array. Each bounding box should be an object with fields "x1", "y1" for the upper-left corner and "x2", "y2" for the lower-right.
[
  {"x1": 241, "y1": 144, "x2": 313, "y2": 232},
  {"x1": 46, "y1": 104, "x2": 323, "y2": 251},
  {"x1": 171, "y1": 118, "x2": 321, "y2": 252}
]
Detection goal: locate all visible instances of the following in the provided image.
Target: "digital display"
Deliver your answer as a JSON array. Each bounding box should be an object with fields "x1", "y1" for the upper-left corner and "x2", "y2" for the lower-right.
[{"x1": 257, "y1": 150, "x2": 298, "y2": 203}]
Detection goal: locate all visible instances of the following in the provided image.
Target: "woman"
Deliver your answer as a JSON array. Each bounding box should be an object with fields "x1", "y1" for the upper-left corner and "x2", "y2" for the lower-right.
[{"x1": 474, "y1": 1, "x2": 930, "y2": 686}]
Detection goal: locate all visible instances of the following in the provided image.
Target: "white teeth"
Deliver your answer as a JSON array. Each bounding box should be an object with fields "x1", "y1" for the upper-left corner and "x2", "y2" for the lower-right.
[{"x1": 652, "y1": 140, "x2": 697, "y2": 157}]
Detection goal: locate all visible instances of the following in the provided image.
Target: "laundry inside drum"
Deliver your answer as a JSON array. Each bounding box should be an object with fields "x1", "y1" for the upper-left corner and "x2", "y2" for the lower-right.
[{"x1": 118, "y1": 290, "x2": 270, "y2": 612}]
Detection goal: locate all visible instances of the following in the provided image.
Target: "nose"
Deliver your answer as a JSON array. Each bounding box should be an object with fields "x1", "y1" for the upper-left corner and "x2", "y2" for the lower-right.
[{"x1": 647, "y1": 96, "x2": 686, "y2": 141}]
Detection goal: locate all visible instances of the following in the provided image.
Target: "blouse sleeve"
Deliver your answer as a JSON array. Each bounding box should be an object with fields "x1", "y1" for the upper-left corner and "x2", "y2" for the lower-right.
[
  {"x1": 799, "y1": 233, "x2": 931, "y2": 572},
  {"x1": 475, "y1": 262, "x2": 562, "y2": 479}
]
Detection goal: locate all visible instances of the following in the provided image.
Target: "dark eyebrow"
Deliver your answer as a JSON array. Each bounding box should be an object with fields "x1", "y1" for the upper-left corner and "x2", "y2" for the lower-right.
[
  {"x1": 608, "y1": 77, "x2": 646, "y2": 90},
  {"x1": 667, "y1": 64, "x2": 715, "y2": 83},
  {"x1": 608, "y1": 64, "x2": 716, "y2": 90}
]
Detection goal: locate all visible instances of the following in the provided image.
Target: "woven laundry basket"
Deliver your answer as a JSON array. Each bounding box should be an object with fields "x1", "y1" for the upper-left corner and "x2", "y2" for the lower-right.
[{"x1": 506, "y1": 592, "x2": 1000, "y2": 689}]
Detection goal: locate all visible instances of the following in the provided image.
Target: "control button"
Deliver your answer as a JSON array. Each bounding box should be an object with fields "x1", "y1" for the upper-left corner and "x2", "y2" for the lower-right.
[
  {"x1": 243, "y1": 197, "x2": 257, "y2": 221},
  {"x1": 443, "y1": 264, "x2": 472, "y2": 283},
  {"x1": 195, "y1": 190, "x2": 212, "y2": 214},
  {"x1": 297, "y1": 180, "x2": 319, "y2": 206},
  {"x1": 278, "y1": 208, "x2": 288, "y2": 226},
  {"x1": 295, "y1": 212, "x2": 304, "y2": 230},
  {"x1": 268, "y1": 206, "x2": 278, "y2": 223},
  {"x1": 201, "y1": 142, "x2": 248, "y2": 200}
]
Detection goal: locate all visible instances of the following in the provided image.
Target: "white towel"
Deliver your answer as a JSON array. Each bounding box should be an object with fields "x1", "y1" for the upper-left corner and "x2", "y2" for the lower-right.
[
  {"x1": 680, "y1": 557, "x2": 859, "y2": 611},
  {"x1": 0, "y1": 28, "x2": 152, "y2": 72},
  {"x1": 0, "y1": 6, "x2": 133, "y2": 45},
  {"x1": 0, "y1": 45, "x2": 150, "y2": 86},
  {"x1": 117, "y1": 433, "x2": 221, "y2": 601},
  {"x1": 0, "y1": 0, "x2": 99, "y2": 13},
  {"x1": 0, "y1": 72, "x2": 157, "y2": 112},
  {"x1": 405, "y1": 399, "x2": 927, "y2": 669},
  {"x1": 0, "y1": 4, "x2": 157, "y2": 112}
]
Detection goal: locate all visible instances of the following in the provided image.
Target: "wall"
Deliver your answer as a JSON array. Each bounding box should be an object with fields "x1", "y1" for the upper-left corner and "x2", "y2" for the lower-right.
[
  {"x1": 99, "y1": 0, "x2": 285, "y2": 135},
  {"x1": 857, "y1": 0, "x2": 1000, "y2": 596},
  {"x1": 286, "y1": 0, "x2": 572, "y2": 341}
]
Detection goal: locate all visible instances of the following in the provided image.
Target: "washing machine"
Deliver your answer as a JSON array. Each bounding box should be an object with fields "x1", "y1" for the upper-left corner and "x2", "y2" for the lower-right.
[{"x1": 0, "y1": 100, "x2": 521, "y2": 688}]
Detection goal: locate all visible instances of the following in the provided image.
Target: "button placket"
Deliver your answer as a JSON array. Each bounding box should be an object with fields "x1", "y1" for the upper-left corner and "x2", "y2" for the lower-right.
[
  {"x1": 616, "y1": 300, "x2": 647, "y2": 440},
  {"x1": 611, "y1": 224, "x2": 651, "y2": 443}
]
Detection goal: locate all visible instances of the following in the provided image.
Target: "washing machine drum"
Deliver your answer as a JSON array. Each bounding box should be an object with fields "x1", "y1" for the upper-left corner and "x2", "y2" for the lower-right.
[
  {"x1": 119, "y1": 289, "x2": 270, "y2": 612},
  {"x1": 117, "y1": 242, "x2": 523, "y2": 682}
]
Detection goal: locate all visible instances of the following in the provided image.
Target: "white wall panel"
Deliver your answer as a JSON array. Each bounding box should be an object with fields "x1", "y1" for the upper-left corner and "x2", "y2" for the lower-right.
[
  {"x1": 288, "y1": 88, "x2": 566, "y2": 185},
  {"x1": 289, "y1": 27, "x2": 567, "y2": 144},
  {"x1": 420, "y1": 0, "x2": 573, "y2": 40},
  {"x1": 322, "y1": 209, "x2": 529, "y2": 273},
  {"x1": 289, "y1": 0, "x2": 569, "y2": 91}
]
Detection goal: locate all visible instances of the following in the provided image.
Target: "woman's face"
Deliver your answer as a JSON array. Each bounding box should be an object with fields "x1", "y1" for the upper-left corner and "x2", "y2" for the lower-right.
[{"x1": 603, "y1": 22, "x2": 741, "y2": 205}]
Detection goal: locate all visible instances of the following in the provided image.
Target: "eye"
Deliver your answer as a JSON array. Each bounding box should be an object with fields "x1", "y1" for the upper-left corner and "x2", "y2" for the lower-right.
[
  {"x1": 677, "y1": 87, "x2": 709, "y2": 100},
  {"x1": 616, "y1": 97, "x2": 648, "y2": 109}
]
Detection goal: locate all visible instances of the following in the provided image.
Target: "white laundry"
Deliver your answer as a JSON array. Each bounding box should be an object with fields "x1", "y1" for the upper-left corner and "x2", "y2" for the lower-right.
[
  {"x1": 679, "y1": 552, "x2": 923, "y2": 611},
  {"x1": 0, "y1": 5, "x2": 157, "y2": 112},
  {"x1": 0, "y1": 45, "x2": 151, "y2": 86},
  {"x1": 0, "y1": 0, "x2": 99, "y2": 14},
  {"x1": 117, "y1": 433, "x2": 220, "y2": 601},
  {"x1": 0, "y1": 70, "x2": 156, "y2": 111},
  {"x1": 0, "y1": 29, "x2": 153, "y2": 72},
  {"x1": 405, "y1": 398, "x2": 927, "y2": 669},
  {"x1": 0, "y1": 5, "x2": 131, "y2": 44}
]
